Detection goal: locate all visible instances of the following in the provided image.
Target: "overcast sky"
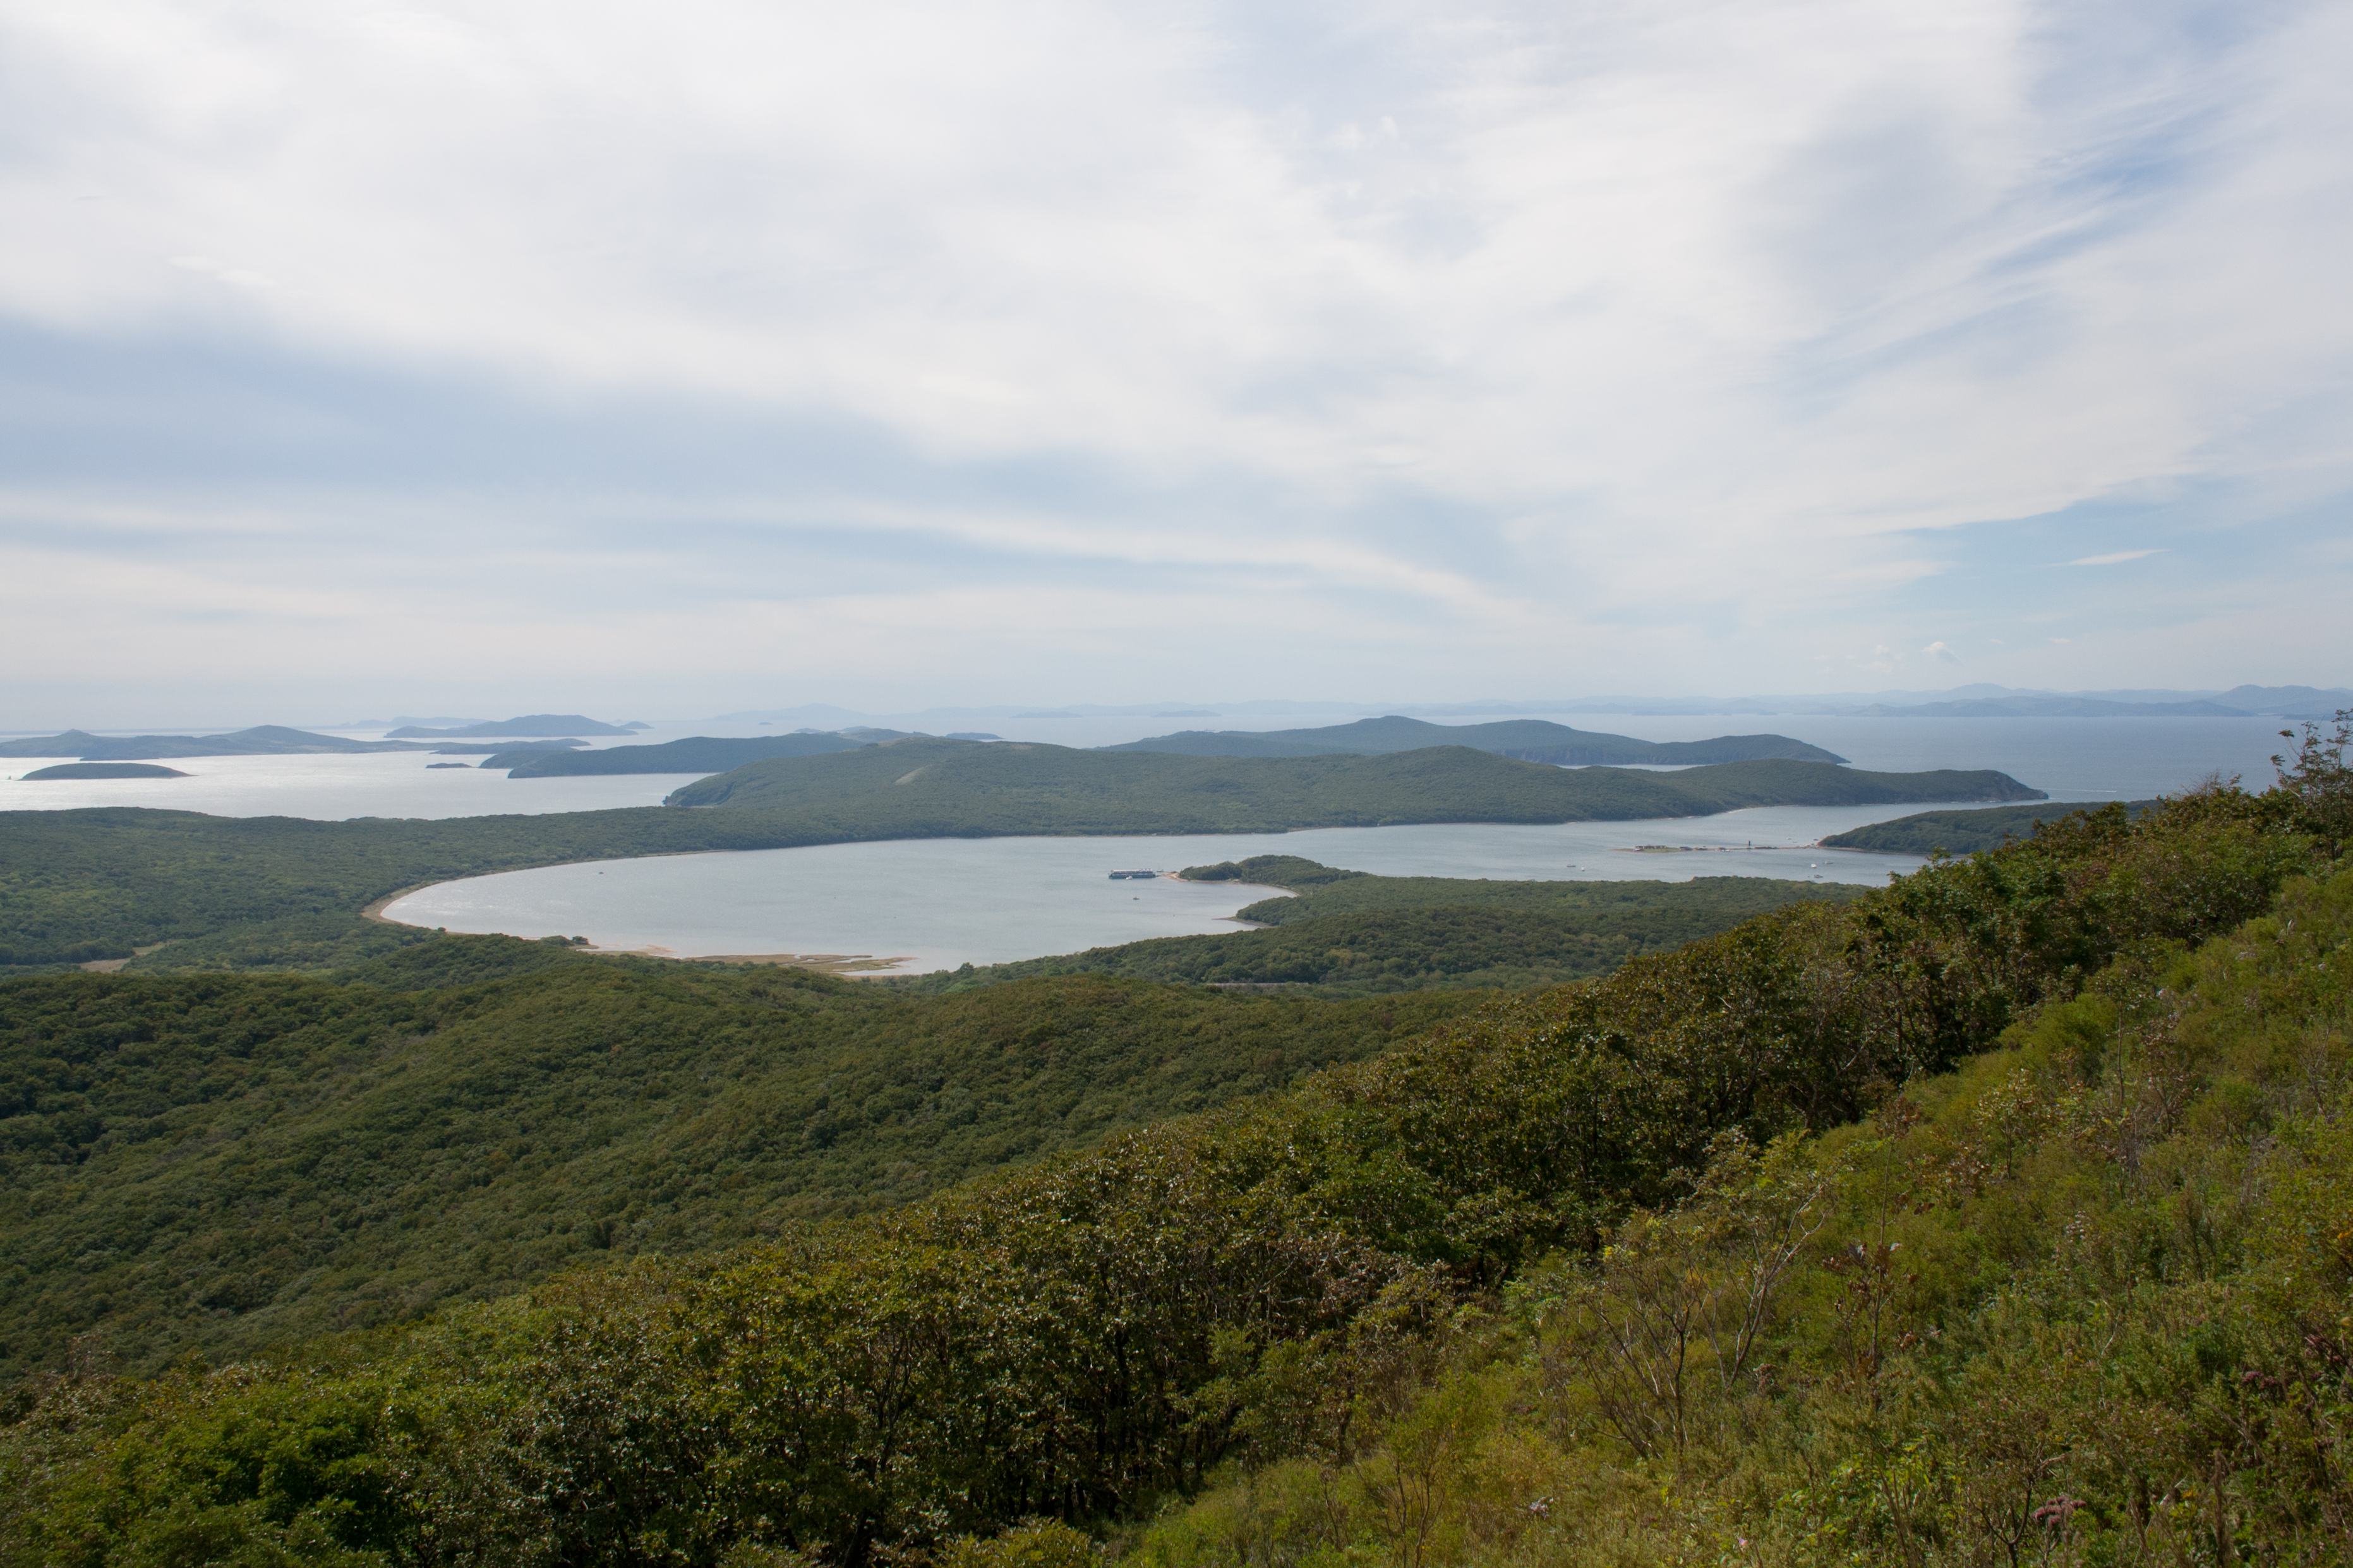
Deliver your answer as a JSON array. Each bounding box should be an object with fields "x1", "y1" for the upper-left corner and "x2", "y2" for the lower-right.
[{"x1": 3, "y1": 0, "x2": 2349, "y2": 726}]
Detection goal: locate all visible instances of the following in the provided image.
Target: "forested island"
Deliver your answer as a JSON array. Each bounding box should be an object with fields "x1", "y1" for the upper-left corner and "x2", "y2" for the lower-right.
[
  {"x1": 666, "y1": 734, "x2": 2039, "y2": 820},
  {"x1": 17, "y1": 763, "x2": 190, "y2": 780},
  {"x1": 1100, "y1": 713, "x2": 1848, "y2": 763},
  {"x1": 4, "y1": 724, "x2": 2350, "y2": 1564}
]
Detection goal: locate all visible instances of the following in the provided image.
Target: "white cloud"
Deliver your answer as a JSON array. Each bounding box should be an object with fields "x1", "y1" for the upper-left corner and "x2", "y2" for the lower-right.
[
  {"x1": 0, "y1": 0, "x2": 2348, "y2": 715},
  {"x1": 2068, "y1": 549, "x2": 2165, "y2": 566},
  {"x1": 1923, "y1": 641, "x2": 1961, "y2": 664}
]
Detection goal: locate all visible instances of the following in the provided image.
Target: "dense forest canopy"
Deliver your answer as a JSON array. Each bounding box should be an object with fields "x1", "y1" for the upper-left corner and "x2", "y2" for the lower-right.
[
  {"x1": 666, "y1": 736, "x2": 2038, "y2": 818},
  {"x1": 886, "y1": 868, "x2": 1862, "y2": 995},
  {"x1": 1821, "y1": 798, "x2": 2157, "y2": 855},
  {"x1": 4, "y1": 716, "x2": 2349, "y2": 1567}
]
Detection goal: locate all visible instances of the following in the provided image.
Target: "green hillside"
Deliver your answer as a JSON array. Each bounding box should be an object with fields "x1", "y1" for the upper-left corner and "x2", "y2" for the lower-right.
[
  {"x1": 1181, "y1": 852, "x2": 1868, "y2": 926},
  {"x1": 0, "y1": 949, "x2": 1487, "y2": 1384},
  {"x1": 1104, "y1": 714, "x2": 1848, "y2": 763},
  {"x1": 668, "y1": 735, "x2": 2038, "y2": 823},
  {"x1": 1823, "y1": 796, "x2": 2158, "y2": 854},
  {"x1": 0, "y1": 806, "x2": 846, "y2": 967},
  {"x1": 893, "y1": 866, "x2": 1862, "y2": 995},
  {"x1": 3, "y1": 763, "x2": 2342, "y2": 1567}
]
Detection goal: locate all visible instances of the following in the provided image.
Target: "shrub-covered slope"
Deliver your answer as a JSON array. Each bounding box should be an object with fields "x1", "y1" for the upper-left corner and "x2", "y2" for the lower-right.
[
  {"x1": 5, "y1": 731, "x2": 2342, "y2": 1568},
  {"x1": 0, "y1": 950, "x2": 1486, "y2": 1383}
]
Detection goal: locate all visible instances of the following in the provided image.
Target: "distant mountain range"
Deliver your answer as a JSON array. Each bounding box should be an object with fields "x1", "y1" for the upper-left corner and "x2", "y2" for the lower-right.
[{"x1": 386, "y1": 714, "x2": 643, "y2": 738}]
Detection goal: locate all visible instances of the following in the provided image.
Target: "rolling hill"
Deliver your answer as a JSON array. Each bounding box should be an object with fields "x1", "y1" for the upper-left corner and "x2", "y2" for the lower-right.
[
  {"x1": 667, "y1": 735, "x2": 2040, "y2": 827},
  {"x1": 1098, "y1": 714, "x2": 1847, "y2": 763}
]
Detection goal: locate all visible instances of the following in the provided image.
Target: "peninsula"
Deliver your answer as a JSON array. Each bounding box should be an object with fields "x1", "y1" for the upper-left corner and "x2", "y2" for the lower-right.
[{"x1": 668, "y1": 734, "x2": 2042, "y2": 828}]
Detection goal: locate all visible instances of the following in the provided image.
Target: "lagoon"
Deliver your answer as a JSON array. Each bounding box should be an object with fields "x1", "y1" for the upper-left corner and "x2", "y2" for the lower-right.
[{"x1": 382, "y1": 803, "x2": 1941, "y2": 974}]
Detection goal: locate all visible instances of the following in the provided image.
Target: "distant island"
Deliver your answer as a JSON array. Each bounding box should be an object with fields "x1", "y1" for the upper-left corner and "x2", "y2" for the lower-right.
[
  {"x1": 424, "y1": 738, "x2": 591, "y2": 755},
  {"x1": 386, "y1": 714, "x2": 635, "y2": 738},
  {"x1": 1098, "y1": 714, "x2": 1848, "y2": 765},
  {"x1": 19, "y1": 763, "x2": 191, "y2": 780},
  {"x1": 0, "y1": 726, "x2": 436, "y2": 760},
  {"x1": 666, "y1": 735, "x2": 2043, "y2": 828}
]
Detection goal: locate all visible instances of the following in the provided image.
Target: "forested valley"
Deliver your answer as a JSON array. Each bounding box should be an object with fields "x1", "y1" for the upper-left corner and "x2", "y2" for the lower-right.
[{"x1": 4, "y1": 721, "x2": 2352, "y2": 1566}]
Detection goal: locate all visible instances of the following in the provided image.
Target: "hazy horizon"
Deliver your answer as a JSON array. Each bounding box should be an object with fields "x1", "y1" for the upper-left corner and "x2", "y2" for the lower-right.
[{"x1": 7, "y1": 680, "x2": 2350, "y2": 737}]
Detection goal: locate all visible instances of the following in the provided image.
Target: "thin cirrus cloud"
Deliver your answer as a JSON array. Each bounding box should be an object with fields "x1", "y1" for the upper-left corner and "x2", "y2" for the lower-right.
[
  {"x1": 0, "y1": 0, "x2": 2348, "y2": 722},
  {"x1": 2068, "y1": 549, "x2": 2167, "y2": 566}
]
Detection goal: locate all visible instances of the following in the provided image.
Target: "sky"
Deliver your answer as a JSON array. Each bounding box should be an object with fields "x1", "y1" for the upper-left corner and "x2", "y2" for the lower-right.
[{"x1": 2, "y1": 0, "x2": 2350, "y2": 727}]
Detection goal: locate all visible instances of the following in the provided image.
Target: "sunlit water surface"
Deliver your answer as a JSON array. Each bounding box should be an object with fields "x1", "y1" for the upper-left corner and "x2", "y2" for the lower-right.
[{"x1": 383, "y1": 806, "x2": 1953, "y2": 974}]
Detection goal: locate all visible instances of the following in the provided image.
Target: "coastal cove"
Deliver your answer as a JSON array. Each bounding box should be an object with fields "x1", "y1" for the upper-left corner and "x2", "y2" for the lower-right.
[{"x1": 381, "y1": 803, "x2": 1935, "y2": 973}]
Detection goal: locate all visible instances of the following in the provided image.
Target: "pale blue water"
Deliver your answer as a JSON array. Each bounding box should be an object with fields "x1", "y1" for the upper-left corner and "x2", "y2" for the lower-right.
[{"x1": 382, "y1": 805, "x2": 1954, "y2": 974}]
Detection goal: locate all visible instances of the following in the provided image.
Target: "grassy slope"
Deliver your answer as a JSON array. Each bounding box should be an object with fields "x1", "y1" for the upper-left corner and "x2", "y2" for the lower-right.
[
  {"x1": 1135, "y1": 861, "x2": 2353, "y2": 1567},
  {"x1": 1822, "y1": 798, "x2": 2157, "y2": 854},
  {"x1": 0, "y1": 942, "x2": 1488, "y2": 1382},
  {"x1": 1, "y1": 789, "x2": 2330, "y2": 1567},
  {"x1": 891, "y1": 863, "x2": 1862, "y2": 995}
]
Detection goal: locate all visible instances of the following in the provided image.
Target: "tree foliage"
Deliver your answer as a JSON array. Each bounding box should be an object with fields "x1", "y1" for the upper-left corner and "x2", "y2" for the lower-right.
[{"x1": 4, "y1": 763, "x2": 2349, "y2": 1567}]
